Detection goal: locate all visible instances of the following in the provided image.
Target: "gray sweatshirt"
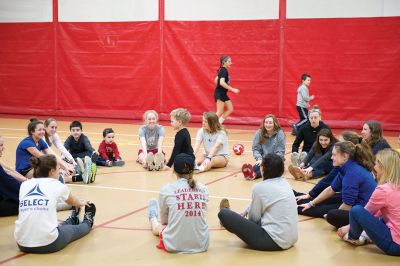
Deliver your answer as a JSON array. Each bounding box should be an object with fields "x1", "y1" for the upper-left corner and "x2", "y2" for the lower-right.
[
  {"x1": 159, "y1": 178, "x2": 209, "y2": 253},
  {"x1": 247, "y1": 177, "x2": 298, "y2": 249},
  {"x1": 252, "y1": 129, "x2": 286, "y2": 161},
  {"x1": 296, "y1": 84, "x2": 312, "y2": 108}
]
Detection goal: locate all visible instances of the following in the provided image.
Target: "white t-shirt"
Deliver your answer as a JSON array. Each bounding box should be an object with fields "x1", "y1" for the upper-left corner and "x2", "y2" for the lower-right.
[
  {"x1": 195, "y1": 128, "x2": 229, "y2": 157},
  {"x1": 159, "y1": 178, "x2": 209, "y2": 253},
  {"x1": 14, "y1": 178, "x2": 70, "y2": 247}
]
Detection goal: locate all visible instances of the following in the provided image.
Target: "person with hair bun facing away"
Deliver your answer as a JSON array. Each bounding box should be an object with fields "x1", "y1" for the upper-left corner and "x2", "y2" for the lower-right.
[
  {"x1": 14, "y1": 154, "x2": 96, "y2": 253},
  {"x1": 147, "y1": 153, "x2": 209, "y2": 253},
  {"x1": 218, "y1": 153, "x2": 298, "y2": 251}
]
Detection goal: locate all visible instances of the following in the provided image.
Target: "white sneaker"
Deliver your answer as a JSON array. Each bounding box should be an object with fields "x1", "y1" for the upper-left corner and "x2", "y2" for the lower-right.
[
  {"x1": 291, "y1": 152, "x2": 299, "y2": 167},
  {"x1": 153, "y1": 153, "x2": 164, "y2": 171},
  {"x1": 342, "y1": 232, "x2": 367, "y2": 246},
  {"x1": 146, "y1": 154, "x2": 155, "y2": 171},
  {"x1": 82, "y1": 156, "x2": 92, "y2": 184},
  {"x1": 299, "y1": 151, "x2": 307, "y2": 164},
  {"x1": 148, "y1": 199, "x2": 159, "y2": 220},
  {"x1": 76, "y1": 157, "x2": 85, "y2": 174}
]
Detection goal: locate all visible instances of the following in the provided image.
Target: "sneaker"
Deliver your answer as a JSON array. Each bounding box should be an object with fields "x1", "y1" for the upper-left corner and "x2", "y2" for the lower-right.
[
  {"x1": 105, "y1": 161, "x2": 113, "y2": 167},
  {"x1": 148, "y1": 199, "x2": 159, "y2": 220},
  {"x1": 291, "y1": 152, "x2": 299, "y2": 167},
  {"x1": 82, "y1": 156, "x2": 92, "y2": 184},
  {"x1": 90, "y1": 163, "x2": 97, "y2": 183},
  {"x1": 241, "y1": 163, "x2": 255, "y2": 180},
  {"x1": 153, "y1": 153, "x2": 164, "y2": 171},
  {"x1": 66, "y1": 207, "x2": 80, "y2": 225},
  {"x1": 91, "y1": 151, "x2": 99, "y2": 163},
  {"x1": 76, "y1": 157, "x2": 85, "y2": 174},
  {"x1": 342, "y1": 232, "x2": 367, "y2": 246},
  {"x1": 112, "y1": 160, "x2": 125, "y2": 167},
  {"x1": 219, "y1": 198, "x2": 230, "y2": 210},
  {"x1": 299, "y1": 151, "x2": 307, "y2": 165},
  {"x1": 288, "y1": 165, "x2": 306, "y2": 180},
  {"x1": 146, "y1": 154, "x2": 155, "y2": 171},
  {"x1": 360, "y1": 231, "x2": 373, "y2": 244},
  {"x1": 83, "y1": 203, "x2": 96, "y2": 228}
]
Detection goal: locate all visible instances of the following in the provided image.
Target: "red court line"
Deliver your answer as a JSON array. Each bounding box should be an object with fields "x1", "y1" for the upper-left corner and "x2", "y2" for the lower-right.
[
  {"x1": 299, "y1": 217, "x2": 316, "y2": 222},
  {"x1": 0, "y1": 253, "x2": 28, "y2": 265},
  {"x1": 204, "y1": 170, "x2": 241, "y2": 186}
]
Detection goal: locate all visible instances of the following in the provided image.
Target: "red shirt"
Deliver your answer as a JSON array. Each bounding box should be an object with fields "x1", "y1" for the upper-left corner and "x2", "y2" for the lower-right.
[{"x1": 98, "y1": 140, "x2": 121, "y2": 161}]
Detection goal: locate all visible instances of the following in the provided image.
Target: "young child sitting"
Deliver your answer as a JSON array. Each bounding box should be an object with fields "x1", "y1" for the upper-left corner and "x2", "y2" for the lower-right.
[
  {"x1": 137, "y1": 110, "x2": 166, "y2": 171},
  {"x1": 97, "y1": 128, "x2": 124, "y2": 167},
  {"x1": 64, "y1": 121, "x2": 97, "y2": 183},
  {"x1": 163, "y1": 108, "x2": 194, "y2": 170}
]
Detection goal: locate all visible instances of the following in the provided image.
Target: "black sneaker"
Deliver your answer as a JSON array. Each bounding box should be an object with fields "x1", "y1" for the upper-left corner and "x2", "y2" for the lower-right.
[
  {"x1": 65, "y1": 207, "x2": 80, "y2": 225},
  {"x1": 83, "y1": 203, "x2": 96, "y2": 228},
  {"x1": 91, "y1": 151, "x2": 99, "y2": 163},
  {"x1": 112, "y1": 160, "x2": 125, "y2": 167}
]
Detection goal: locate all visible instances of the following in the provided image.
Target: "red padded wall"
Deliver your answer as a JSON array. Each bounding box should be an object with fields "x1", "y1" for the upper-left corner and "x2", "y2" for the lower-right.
[{"x1": 0, "y1": 2, "x2": 399, "y2": 130}]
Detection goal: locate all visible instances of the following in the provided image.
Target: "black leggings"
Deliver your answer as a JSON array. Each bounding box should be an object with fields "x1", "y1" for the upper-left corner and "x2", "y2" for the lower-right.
[
  {"x1": 218, "y1": 208, "x2": 282, "y2": 251},
  {"x1": 0, "y1": 199, "x2": 19, "y2": 217},
  {"x1": 326, "y1": 209, "x2": 349, "y2": 228},
  {"x1": 295, "y1": 191, "x2": 342, "y2": 218}
]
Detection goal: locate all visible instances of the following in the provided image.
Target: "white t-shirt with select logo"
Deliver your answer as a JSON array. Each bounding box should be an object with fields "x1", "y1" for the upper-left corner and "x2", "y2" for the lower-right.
[{"x1": 14, "y1": 178, "x2": 70, "y2": 247}]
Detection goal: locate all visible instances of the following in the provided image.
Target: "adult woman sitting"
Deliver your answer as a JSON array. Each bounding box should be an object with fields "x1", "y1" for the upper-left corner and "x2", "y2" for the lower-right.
[
  {"x1": 298, "y1": 141, "x2": 377, "y2": 228},
  {"x1": 338, "y1": 149, "x2": 400, "y2": 256},
  {"x1": 218, "y1": 153, "x2": 298, "y2": 251},
  {"x1": 242, "y1": 114, "x2": 285, "y2": 180}
]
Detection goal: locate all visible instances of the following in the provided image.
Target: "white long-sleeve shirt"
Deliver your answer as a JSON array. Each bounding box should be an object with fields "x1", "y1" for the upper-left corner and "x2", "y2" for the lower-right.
[{"x1": 43, "y1": 133, "x2": 74, "y2": 163}]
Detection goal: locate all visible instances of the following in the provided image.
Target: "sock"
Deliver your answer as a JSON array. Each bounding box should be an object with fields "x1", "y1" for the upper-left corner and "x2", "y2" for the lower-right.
[
  {"x1": 73, "y1": 175, "x2": 83, "y2": 182},
  {"x1": 218, "y1": 117, "x2": 225, "y2": 124}
]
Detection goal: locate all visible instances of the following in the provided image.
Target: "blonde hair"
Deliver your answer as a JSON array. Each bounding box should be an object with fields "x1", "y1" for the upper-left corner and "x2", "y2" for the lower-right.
[
  {"x1": 170, "y1": 108, "x2": 191, "y2": 126},
  {"x1": 375, "y1": 148, "x2": 400, "y2": 188},
  {"x1": 143, "y1": 110, "x2": 159, "y2": 122}
]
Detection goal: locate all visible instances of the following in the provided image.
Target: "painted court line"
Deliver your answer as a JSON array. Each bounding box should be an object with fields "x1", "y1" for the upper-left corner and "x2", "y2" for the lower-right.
[{"x1": 0, "y1": 170, "x2": 240, "y2": 264}]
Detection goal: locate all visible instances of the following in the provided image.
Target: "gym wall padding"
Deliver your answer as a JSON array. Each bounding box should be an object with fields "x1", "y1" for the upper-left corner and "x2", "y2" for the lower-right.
[{"x1": 0, "y1": 0, "x2": 399, "y2": 130}]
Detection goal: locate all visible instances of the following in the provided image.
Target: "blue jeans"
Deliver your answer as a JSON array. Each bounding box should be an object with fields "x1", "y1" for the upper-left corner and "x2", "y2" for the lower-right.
[
  {"x1": 349, "y1": 205, "x2": 400, "y2": 256},
  {"x1": 311, "y1": 160, "x2": 333, "y2": 178},
  {"x1": 253, "y1": 164, "x2": 262, "y2": 179}
]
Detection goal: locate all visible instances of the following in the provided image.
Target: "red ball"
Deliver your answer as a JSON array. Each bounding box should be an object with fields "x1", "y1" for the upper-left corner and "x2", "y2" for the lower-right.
[{"x1": 233, "y1": 144, "x2": 244, "y2": 155}]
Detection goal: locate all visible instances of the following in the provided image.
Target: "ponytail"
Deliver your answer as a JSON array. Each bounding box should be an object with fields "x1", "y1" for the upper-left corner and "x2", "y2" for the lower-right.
[
  {"x1": 354, "y1": 141, "x2": 375, "y2": 171},
  {"x1": 217, "y1": 55, "x2": 231, "y2": 73},
  {"x1": 187, "y1": 174, "x2": 196, "y2": 189},
  {"x1": 334, "y1": 141, "x2": 374, "y2": 171}
]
